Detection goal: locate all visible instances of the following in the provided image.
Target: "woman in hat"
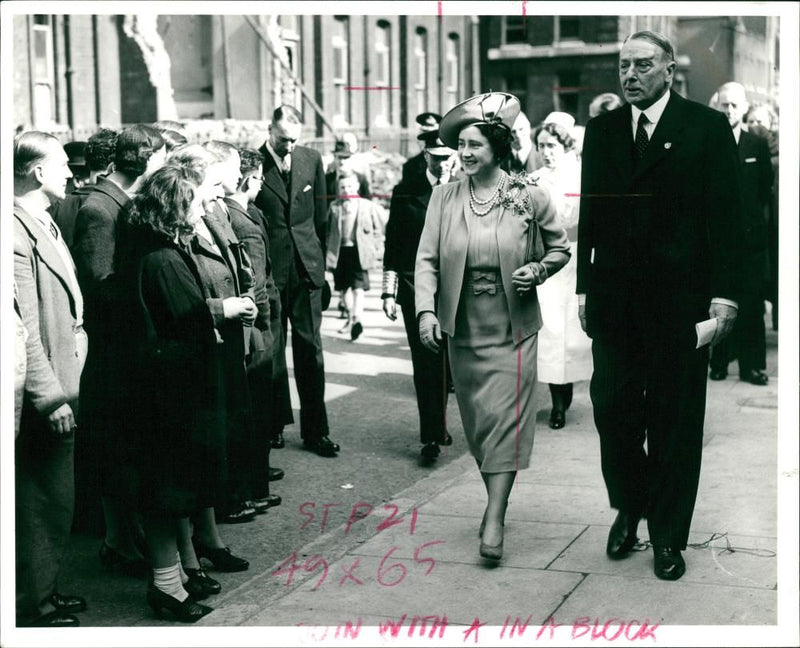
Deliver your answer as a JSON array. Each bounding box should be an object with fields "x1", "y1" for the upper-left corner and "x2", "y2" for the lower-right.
[{"x1": 415, "y1": 93, "x2": 571, "y2": 560}]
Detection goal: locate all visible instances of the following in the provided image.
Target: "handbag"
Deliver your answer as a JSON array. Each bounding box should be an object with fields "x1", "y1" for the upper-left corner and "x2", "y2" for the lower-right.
[{"x1": 523, "y1": 185, "x2": 545, "y2": 264}]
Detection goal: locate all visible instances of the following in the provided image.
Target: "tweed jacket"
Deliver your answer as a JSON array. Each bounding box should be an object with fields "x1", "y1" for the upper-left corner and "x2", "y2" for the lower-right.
[
  {"x1": 14, "y1": 203, "x2": 87, "y2": 418},
  {"x1": 415, "y1": 175, "x2": 571, "y2": 342},
  {"x1": 325, "y1": 198, "x2": 384, "y2": 272}
]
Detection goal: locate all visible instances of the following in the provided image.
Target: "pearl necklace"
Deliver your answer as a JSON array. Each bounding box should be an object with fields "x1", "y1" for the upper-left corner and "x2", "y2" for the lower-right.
[{"x1": 469, "y1": 176, "x2": 505, "y2": 216}]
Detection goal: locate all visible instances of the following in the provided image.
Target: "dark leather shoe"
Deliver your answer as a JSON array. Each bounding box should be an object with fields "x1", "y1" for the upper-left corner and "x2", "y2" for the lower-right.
[
  {"x1": 740, "y1": 369, "x2": 768, "y2": 385},
  {"x1": 268, "y1": 467, "x2": 284, "y2": 481},
  {"x1": 549, "y1": 409, "x2": 566, "y2": 429},
  {"x1": 606, "y1": 511, "x2": 640, "y2": 558},
  {"x1": 271, "y1": 432, "x2": 285, "y2": 449},
  {"x1": 99, "y1": 542, "x2": 149, "y2": 578},
  {"x1": 350, "y1": 321, "x2": 363, "y2": 340},
  {"x1": 49, "y1": 592, "x2": 87, "y2": 613},
  {"x1": 20, "y1": 610, "x2": 80, "y2": 627},
  {"x1": 653, "y1": 545, "x2": 686, "y2": 580},
  {"x1": 193, "y1": 540, "x2": 249, "y2": 572},
  {"x1": 304, "y1": 437, "x2": 339, "y2": 457},
  {"x1": 420, "y1": 442, "x2": 441, "y2": 459},
  {"x1": 184, "y1": 567, "x2": 221, "y2": 599},
  {"x1": 709, "y1": 368, "x2": 728, "y2": 380},
  {"x1": 216, "y1": 506, "x2": 256, "y2": 524},
  {"x1": 440, "y1": 432, "x2": 453, "y2": 446},
  {"x1": 248, "y1": 494, "x2": 281, "y2": 513}
]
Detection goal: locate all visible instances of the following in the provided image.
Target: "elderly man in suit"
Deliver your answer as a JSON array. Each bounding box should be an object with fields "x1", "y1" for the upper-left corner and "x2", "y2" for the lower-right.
[
  {"x1": 708, "y1": 82, "x2": 774, "y2": 386},
  {"x1": 577, "y1": 31, "x2": 744, "y2": 581},
  {"x1": 255, "y1": 105, "x2": 341, "y2": 457},
  {"x1": 502, "y1": 113, "x2": 538, "y2": 174},
  {"x1": 14, "y1": 132, "x2": 89, "y2": 627},
  {"x1": 382, "y1": 130, "x2": 457, "y2": 459}
]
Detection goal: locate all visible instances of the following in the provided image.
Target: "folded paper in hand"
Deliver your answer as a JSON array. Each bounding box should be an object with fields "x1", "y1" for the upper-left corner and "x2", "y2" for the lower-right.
[{"x1": 696, "y1": 317, "x2": 718, "y2": 349}]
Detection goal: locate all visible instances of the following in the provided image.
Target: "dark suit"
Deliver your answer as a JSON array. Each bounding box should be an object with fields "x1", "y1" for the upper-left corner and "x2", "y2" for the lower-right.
[
  {"x1": 401, "y1": 152, "x2": 427, "y2": 184},
  {"x1": 255, "y1": 144, "x2": 330, "y2": 441},
  {"x1": 49, "y1": 184, "x2": 93, "y2": 249},
  {"x1": 709, "y1": 130, "x2": 774, "y2": 375},
  {"x1": 14, "y1": 204, "x2": 87, "y2": 624},
  {"x1": 576, "y1": 91, "x2": 744, "y2": 549},
  {"x1": 384, "y1": 173, "x2": 449, "y2": 444},
  {"x1": 501, "y1": 147, "x2": 539, "y2": 175}
]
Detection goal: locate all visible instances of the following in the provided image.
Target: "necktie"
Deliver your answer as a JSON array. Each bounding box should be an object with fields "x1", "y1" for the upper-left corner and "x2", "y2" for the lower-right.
[
  {"x1": 635, "y1": 113, "x2": 650, "y2": 159},
  {"x1": 281, "y1": 161, "x2": 290, "y2": 190}
]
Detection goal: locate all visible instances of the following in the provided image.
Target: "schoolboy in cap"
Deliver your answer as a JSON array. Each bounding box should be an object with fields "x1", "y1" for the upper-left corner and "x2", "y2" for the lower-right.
[
  {"x1": 325, "y1": 137, "x2": 371, "y2": 212},
  {"x1": 383, "y1": 128, "x2": 457, "y2": 459}
]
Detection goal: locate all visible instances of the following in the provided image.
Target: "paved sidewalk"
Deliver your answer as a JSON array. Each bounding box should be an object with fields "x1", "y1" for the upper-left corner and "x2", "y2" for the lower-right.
[{"x1": 186, "y1": 326, "x2": 790, "y2": 645}]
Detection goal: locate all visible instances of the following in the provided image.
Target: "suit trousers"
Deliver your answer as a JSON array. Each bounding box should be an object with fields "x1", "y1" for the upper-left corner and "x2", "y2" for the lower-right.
[
  {"x1": 590, "y1": 331, "x2": 709, "y2": 550},
  {"x1": 280, "y1": 257, "x2": 328, "y2": 441},
  {"x1": 400, "y1": 299, "x2": 450, "y2": 444},
  {"x1": 16, "y1": 409, "x2": 76, "y2": 623},
  {"x1": 271, "y1": 310, "x2": 295, "y2": 437}
]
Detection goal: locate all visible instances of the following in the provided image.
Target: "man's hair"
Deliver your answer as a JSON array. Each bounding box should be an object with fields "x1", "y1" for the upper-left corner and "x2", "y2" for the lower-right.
[
  {"x1": 153, "y1": 120, "x2": 187, "y2": 134},
  {"x1": 85, "y1": 128, "x2": 118, "y2": 171},
  {"x1": 238, "y1": 148, "x2": 263, "y2": 177},
  {"x1": 160, "y1": 129, "x2": 188, "y2": 152},
  {"x1": 203, "y1": 140, "x2": 238, "y2": 163},
  {"x1": 624, "y1": 30, "x2": 675, "y2": 62},
  {"x1": 589, "y1": 93, "x2": 623, "y2": 118},
  {"x1": 272, "y1": 104, "x2": 303, "y2": 125},
  {"x1": 115, "y1": 124, "x2": 165, "y2": 178},
  {"x1": 14, "y1": 131, "x2": 60, "y2": 178}
]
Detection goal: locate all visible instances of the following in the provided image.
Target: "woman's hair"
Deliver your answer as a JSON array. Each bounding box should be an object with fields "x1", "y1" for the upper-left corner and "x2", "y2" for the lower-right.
[
  {"x1": 114, "y1": 124, "x2": 165, "y2": 178},
  {"x1": 166, "y1": 144, "x2": 217, "y2": 181},
  {"x1": 125, "y1": 165, "x2": 202, "y2": 241},
  {"x1": 533, "y1": 121, "x2": 575, "y2": 152},
  {"x1": 159, "y1": 129, "x2": 188, "y2": 152},
  {"x1": 467, "y1": 121, "x2": 513, "y2": 162},
  {"x1": 14, "y1": 131, "x2": 60, "y2": 178}
]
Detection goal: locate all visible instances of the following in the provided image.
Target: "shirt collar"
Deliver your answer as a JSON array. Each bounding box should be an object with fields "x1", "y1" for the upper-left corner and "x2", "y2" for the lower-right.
[
  {"x1": 426, "y1": 169, "x2": 448, "y2": 187},
  {"x1": 516, "y1": 141, "x2": 532, "y2": 163},
  {"x1": 732, "y1": 125, "x2": 742, "y2": 144},
  {"x1": 16, "y1": 196, "x2": 53, "y2": 228},
  {"x1": 631, "y1": 89, "x2": 671, "y2": 128},
  {"x1": 266, "y1": 141, "x2": 290, "y2": 170}
]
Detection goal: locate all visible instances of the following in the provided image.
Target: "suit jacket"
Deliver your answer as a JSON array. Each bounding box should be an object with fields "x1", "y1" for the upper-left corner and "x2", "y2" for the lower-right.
[
  {"x1": 384, "y1": 172, "x2": 436, "y2": 307},
  {"x1": 49, "y1": 184, "x2": 93, "y2": 249},
  {"x1": 737, "y1": 130, "x2": 774, "y2": 254},
  {"x1": 501, "y1": 147, "x2": 539, "y2": 175},
  {"x1": 254, "y1": 144, "x2": 328, "y2": 290},
  {"x1": 576, "y1": 91, "x2": 744, "y2": 342},
  {"x1": 401, "y1": 152, "x2": 427, "y2": 184},
  {"x1": 415, "y1": 176, "x2": 571, "y2": 342},
  {"x1": 14, "y1": 204, "x2": 87, "y2": 419},
  {"x1": 326, "y1": 198, "x2": 383, "y2": 271}
]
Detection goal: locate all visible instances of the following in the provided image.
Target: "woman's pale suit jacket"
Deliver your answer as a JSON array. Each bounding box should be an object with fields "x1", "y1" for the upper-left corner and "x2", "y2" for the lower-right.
[{"x1": 415, "y1": 176, "x2": 571, "y2": 343}]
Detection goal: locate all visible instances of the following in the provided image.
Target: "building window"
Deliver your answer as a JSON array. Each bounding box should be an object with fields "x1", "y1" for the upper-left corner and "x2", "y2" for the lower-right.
[
  {"x1": 505, "y1": 73, "x2": 527, "y2": 114},
  {"x1": 503, "y1": 16, "x2": 527, "y2": 44},
  {"x1": 555, "y1": 71, "x2": 580, "y2": 118},
  {"x1": 332, "y1": 16, "x2": 350, "y2": 127},
  {"x1": 375, "y1": 20, "x2": 392, "y2": 127},
  {"x1": 277, "y1": 15, "x2": 302, "y2": 112},
  {"x1": 555, "y1": 16, "x2": 581, "y2": 42},
  {"x1": 31, "y1": 15, "x2": 55, "y2": 128},
  {"x1": 445, "y1": 34, "x2": 460, "y2": 109},
  {"x1": 414, "y1": 27, "x2": 428, "y2": 115}
]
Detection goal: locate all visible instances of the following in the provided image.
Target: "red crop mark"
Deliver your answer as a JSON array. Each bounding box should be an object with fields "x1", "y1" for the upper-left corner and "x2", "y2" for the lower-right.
[
  {"x1": 345, "y1": 86, "x2": 402, "y2": 91},
  {"x1": 437, "y1": 1, "x2": 443, "y2": 17}
]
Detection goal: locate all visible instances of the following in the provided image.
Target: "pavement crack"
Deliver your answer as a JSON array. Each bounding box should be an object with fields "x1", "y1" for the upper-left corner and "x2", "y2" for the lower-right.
[
  {"x1": 540, "y1": 572, "x2": 589, "y2": 625},
  {"x1": 544, "y1": 524, "x2": 591, "y2": 570}
]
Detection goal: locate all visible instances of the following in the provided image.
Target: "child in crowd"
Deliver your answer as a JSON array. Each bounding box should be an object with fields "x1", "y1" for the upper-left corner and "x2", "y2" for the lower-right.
[{"x1": 326, "y1": 171, "x2": 384, "y2": 341}]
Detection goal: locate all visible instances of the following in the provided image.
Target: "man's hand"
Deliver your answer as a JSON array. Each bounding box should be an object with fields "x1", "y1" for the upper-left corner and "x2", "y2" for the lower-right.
[
  {"x1": 709, "y1": 302, "x2": 738, "y2": 345},
  {"x1": 48, "y1": 403, "x2": 76, "y2": 436},
  {"x1": 383, "y1": 297, "x2": 397, "y2": 321},
  {"x1": 418, "y1": 311, "x2": 442, "y2": 353},
  {"x1": 578, "y1": 303, "x2": 587, "y2": 332}
]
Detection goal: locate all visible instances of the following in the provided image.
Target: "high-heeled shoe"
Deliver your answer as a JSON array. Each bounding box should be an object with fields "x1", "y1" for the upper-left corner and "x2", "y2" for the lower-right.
[
  {"x1": 193, "y1": 539, "x2": 249, "y2": 572},
  {"x1": 184, "y1": 567, "x2": 221, "y2": 599},
  {"x1": 479, "y1": 539, "x2": 504, "y2": 560},
  {"x1": 146, "y1": 585, "x2": 212, "y2": 623}
]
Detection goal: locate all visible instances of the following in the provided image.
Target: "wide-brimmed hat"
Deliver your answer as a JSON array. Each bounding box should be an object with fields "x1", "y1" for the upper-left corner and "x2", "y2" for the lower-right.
[
  {"x1": 417, "y1": 130, "x2": 454, "y2": 156},
  {"x1": 438, "y1": 92, "x2": 521, "y2": 150}
]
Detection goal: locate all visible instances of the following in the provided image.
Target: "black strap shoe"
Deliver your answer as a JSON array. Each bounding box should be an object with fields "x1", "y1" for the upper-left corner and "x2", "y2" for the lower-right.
[
  {"x1": 193, "y1": 540, "x2": 250, "y2": 572},
  {"x1": 49, "y1": 592, "x2": 87, "y2": 614},
  {"x1": 653, "y1": 545, "x2": 686, "y2": 580},
  {"x1": 19, "y1": 611, "x2": 80, "y2": 627},
  {"x1": 248, "y1": 494, "x2": 281, "y2": 513},
  {"x1": 606, "y1": 511, "x2": 640, "y2": 558}
]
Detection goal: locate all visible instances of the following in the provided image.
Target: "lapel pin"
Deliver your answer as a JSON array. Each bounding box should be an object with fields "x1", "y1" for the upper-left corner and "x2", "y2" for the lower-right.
[{"x1": 664, "y1": 142, "x2": 672, "y2": 149}]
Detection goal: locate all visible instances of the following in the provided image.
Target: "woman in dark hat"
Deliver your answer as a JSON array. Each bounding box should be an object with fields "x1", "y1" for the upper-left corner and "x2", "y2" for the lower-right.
[{"x1": 415, "y1": 93, "x2": 571, "y2": 560}]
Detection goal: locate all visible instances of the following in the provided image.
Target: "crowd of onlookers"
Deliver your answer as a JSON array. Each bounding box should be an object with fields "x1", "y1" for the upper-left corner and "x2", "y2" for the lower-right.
[{"x1": 13, "y1": 74, "x2": 779, "y2": 625}]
